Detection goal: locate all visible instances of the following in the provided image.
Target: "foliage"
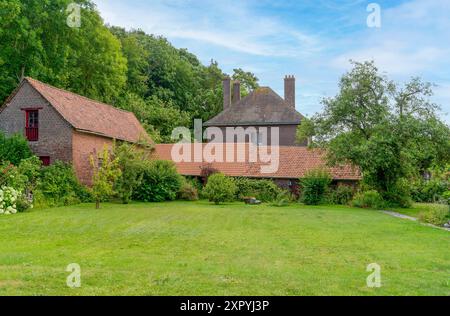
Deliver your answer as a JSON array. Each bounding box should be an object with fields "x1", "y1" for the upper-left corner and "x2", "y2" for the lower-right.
[
  {"x1": 203, "y1": 173, "x2": 237, "y2": 205},
  {"x1": 0, "y1": 0, "x2": 127, "y2": 104},
  {"x1": 328, "y1": 185, "x2": 355, "y2": 205},
  {"x1": 178, "y1": 179, "x2": 199, "y2": 201},
  {"x1": 384, "y1": 178, "x2": 413, "y2": 208},
  {"x1": 418, "y1": 204, "x2": 450, "y2": 226},
  {"x1": 90, "y1": 146, "x2": 121, "y2": 209},
  {"x1": 442, "y1": 190, "x2": 450, "y2": 204},
  {"x1": 0, "y1": 186, "x2": 19, "y2": 214},
  {"x1": 16, "y1": 156, "x2": 42, "y2": 192},
  {"x1": 232, "y1": 68, "x2": 259, "y2": 96},
  {"x1": 270, "y1": 191, "x2": 291, "y2": 207},
  {"x1": 300, "y1": 61, "x2": 450, "y2": 206},
  {"x1": 16, "y1": 194, "x2": 32, "y2": 212},
  {"x1": 0, "y1": 132, "x2": 32, "y2": 165},
  {"x1": 133, "y1": 160, "x2": 182, "y2": 202},
  {"x1": 233, "y1": 177, "x2": 283, "y2": 202},
  {"x1": 300, "y1": 169, "x2": 332, "y2": 205},
  {"x1": 37, "y1": 161, "x2": 84, "y2": 207},
  {"x1": 114, "y1": 142, "x2": 148, "y2": 204},
  {"x1": 352, "y1": 190, "x2": 385, "y2": 209},
  {"x1": 0, "y1": 3, "x2": 259, "y2": 143},
  {"x1": 411, "y1": 167, "x2": 449, "y2": 203}
]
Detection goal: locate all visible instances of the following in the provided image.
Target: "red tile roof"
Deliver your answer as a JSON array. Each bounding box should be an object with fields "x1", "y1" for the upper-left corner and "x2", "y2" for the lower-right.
[
  {"x1": 23, "y1": 77, "x2": 149, "y2": 143},
  {"x1": 154, "y1": 143, "x2": 361, "y2": 180}
]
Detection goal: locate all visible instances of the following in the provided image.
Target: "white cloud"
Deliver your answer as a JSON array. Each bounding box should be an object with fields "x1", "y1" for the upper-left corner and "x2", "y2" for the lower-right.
[{"x1": 94, "y1": 0, "x2": 322, "y2": 57}]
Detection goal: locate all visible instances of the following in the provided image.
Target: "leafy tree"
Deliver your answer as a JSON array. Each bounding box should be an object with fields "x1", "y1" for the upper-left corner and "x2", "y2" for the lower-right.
[
  {"x1": 66, "y1": 5, "x2": 127, "y2": 104},
  {"x1": 0, "y1": 132, "x2": 32, "y2": 165},
  {"x1": 203, "y1": 173, "x2": 237, "y2": 205},
  {"x1": 0, "y1": 0, "x2": 127, "y2": 104},
  {"x1": 232, "y1": 68, "x2": 259, "y2": 96},
  {"x1": 90, "y1": 146, "x2": 121, "y2": 209},
  {"x1": 110, "y1": 27, "x2": 149, "y2": 96},
  {"x1": 117, "y1": 93, "x2": 191, "y2": 143},
  {"x1": 299, "y1": 61, "x2": 450, "y2": 206}
]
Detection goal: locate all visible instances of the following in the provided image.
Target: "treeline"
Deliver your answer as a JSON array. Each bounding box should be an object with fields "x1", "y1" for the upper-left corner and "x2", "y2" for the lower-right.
[{"x1": 0, "y1": 0, "x2": 259, "y2": 142}]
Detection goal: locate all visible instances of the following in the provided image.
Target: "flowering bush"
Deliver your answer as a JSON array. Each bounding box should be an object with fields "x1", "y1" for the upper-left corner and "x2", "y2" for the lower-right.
[{"x1": 0, "y1": 186, "x2": 19, "y2": 215}]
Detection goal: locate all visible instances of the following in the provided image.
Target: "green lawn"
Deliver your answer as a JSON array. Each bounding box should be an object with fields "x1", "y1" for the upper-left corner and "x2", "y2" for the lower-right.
[{"x1": 0, "y1": 201, "x2": 449, "y2": 296}]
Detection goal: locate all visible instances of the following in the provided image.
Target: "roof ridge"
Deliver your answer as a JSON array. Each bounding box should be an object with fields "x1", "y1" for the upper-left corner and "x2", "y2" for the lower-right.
[{"x1": 24, "y1": 77, "x2": 134, "y2": 116}]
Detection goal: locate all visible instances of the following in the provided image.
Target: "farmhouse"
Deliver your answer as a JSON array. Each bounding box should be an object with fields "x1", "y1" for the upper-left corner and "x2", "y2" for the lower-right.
[
  {"x1": 0, "y1": 77, "x2": 360, "y2": 191},
  {"x1": 204, "y1": 76, "x2": 305, "y2": 146},
  {"x1": 0, "y1": 77, "x2": 149, "y2": 184},
  {"x1": 154, "y1": 143, "x2": 360, "y2": 194}
]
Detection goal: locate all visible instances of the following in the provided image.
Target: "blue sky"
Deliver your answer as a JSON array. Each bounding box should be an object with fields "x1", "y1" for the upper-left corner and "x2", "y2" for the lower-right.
[{"x1": 94, "y1": 0, "x2": 450, "y2": 122}]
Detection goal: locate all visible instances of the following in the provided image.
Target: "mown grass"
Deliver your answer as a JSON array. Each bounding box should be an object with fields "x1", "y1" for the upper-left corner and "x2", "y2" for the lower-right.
[{"x1": 0, "y1": 201, "x2": 449, "y2": 296}]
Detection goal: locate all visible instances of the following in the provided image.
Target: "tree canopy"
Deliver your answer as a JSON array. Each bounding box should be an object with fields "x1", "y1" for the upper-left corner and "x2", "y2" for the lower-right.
[
  {"x1": 298, "y1": 61, "x2": 450, "y2": 206},
  {"x1": 0, "y1": 0, "x2": 259, "y2": 142}
]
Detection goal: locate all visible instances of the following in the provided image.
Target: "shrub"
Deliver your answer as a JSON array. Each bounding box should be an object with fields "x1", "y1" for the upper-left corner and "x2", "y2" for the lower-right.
[
  {"x1": 203, "y1": 173, "x2": 237, "y2": 205},
  {"x1": 114, "y1": 143, "x2": 148, "y2": 204},
  {"x1": 16, "y1": 194, "x2": 33, "y2": 212},
  {"x1": 133, "y1": 160, "x2": 182, "y2": 202},
  {"x1": 328, "y1": 185, "x2": 354, "y2": 205},
  {"x1": 300, "y1": 168, "x2": 332, "y2": 205},
  {"x1": 352, "y1": 190, "x2": 385, "y2": 209},
  {"x1": 418, "y1": 204, "x2": 450, "y2": 226},
  {"x1": 384, "y1": 178, "x2": 412, "y2": 208},
  {"x1": 0, "y1": 132, "x2": 33, "y2": 165},
  {"x1": 178, "y1": 179, "x2": 199, "y2": 201},
  {"x1": 233, "y1": 178, "x2": 283, "y2": 202},
  {"x1": 16, "y1": 156, "x2": 42, "y2": 192},
  {"x1": 442, "y1": 191, "x2": 450, "y2": 204},
  {"x1": 37, "y1": 161, "x2": 85, "y2": 207},
  {"x1": 270, "y1": 191, "x2": 291, "y2": 207},
  {"x1": 411, "y1": 179, "x2": 448, "y2": 203},
  {"x1": 90, "y1": 146, "x2": 122, "y2": 209},
  {"x1": 0, "y1": 186, "x2": 19, "y2": 214}
]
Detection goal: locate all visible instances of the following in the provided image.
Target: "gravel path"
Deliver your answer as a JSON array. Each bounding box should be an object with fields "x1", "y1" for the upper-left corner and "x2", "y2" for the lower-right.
[{"x1": 381, "y1": 210, "x2": 450, "y2": 232}]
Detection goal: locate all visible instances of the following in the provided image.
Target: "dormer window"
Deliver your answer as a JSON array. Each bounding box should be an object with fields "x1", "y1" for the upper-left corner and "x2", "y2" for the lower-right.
[{"x1": 25, "y1": 110, "x2": 39, "y2": 141}]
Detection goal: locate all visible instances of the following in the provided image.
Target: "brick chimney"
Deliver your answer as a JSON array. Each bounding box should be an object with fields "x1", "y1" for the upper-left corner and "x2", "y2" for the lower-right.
[
  {"x1": 223, "y1": 76, "x2": 231, "y2": 110},
  {"x1": 284, "y1": 75, "x2": 295, "y2": 108},
  {"x1": 233, "y1": 81, "x2": 241, "y2": 104}
]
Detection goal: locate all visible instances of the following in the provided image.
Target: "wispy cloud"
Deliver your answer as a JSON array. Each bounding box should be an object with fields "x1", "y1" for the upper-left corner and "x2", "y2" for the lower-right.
[
  {"x1": 94, "y1": 0, "x2": 450, "y2": 122},
  {"x1": 95, "y1": 0, "x2": 322, "y2": 57}
]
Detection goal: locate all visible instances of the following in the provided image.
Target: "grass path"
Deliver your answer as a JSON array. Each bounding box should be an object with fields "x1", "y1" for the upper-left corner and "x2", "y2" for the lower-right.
[{"x1": 0, "y1": 201, "x2": 449, "y2": 296}]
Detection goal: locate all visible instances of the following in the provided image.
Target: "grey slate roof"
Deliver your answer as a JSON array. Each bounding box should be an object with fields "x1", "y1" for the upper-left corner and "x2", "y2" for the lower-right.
[{"x1": 204, "y1": 87, "x2": 304, "y2": 127}]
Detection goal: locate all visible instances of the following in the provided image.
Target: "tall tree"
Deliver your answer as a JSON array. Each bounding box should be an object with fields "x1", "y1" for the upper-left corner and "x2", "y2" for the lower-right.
[
  {"x1": 298, "y1": 61, "x2": 450, "y2": 206},
  {"x1": 0, "y1": 0, "x2": 127, "y2": 104}
]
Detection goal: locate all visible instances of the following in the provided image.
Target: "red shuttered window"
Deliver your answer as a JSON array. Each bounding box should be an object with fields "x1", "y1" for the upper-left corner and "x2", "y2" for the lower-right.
[{"x1": 25, "y1": 110, "x2": 39, "y2": 141}]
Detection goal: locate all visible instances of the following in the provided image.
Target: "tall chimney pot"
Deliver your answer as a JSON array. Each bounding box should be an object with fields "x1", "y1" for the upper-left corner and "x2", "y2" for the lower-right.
[
  {"x1": 284, "y1": 75, "x2": 296, "y2": 108},
  {"x1": 223, "y1": 76, "x2": 231, "y2": 110},
  {"x1": 233, "y1": 81, "x2": 241, "y2": 104}
]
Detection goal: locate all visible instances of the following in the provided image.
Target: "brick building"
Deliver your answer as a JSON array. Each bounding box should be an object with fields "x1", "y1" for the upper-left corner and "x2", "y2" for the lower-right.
[
  {"x1": 0, "y1": 77, "x2": 149, "y2": 184},
  {"x1": 154, "y1": 144, "x2": 361, "y2": 195},
  {"x1": 204, "y1": 76, "x2": 306, "y2": 146}
]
